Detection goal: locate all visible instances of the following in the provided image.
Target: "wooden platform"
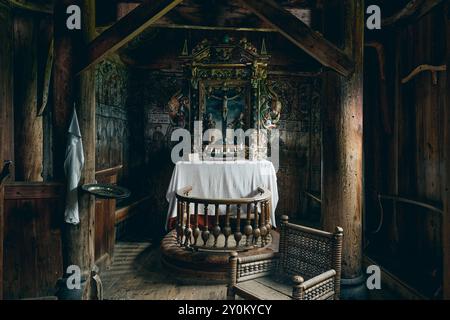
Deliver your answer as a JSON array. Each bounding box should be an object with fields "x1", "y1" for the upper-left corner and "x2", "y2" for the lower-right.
[{"x1": 160, "y1": 230, "x2": 279, "y2": 284}]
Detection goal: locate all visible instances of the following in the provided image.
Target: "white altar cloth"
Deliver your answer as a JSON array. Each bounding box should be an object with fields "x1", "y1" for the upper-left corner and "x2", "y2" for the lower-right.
[{"x1": 165, "y1": 160, "x2": 279, "y2": 229}]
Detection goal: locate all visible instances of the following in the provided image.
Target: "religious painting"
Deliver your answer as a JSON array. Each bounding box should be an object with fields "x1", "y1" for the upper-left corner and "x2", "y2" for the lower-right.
[
  {"x1": 259, "y1": 85, "x2": 282, "y2": 130},
  {"x1": 167, "y1": 90, "x2": 190, "y2": 130},
  {"x1": 199, "y1": 81, "x2": 251, "y2": 140}
]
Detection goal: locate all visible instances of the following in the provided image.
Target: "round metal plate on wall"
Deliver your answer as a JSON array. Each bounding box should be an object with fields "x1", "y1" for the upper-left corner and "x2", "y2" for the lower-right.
[{"x1": 81, "y1": 183, "x2": 131, "y2": 200}]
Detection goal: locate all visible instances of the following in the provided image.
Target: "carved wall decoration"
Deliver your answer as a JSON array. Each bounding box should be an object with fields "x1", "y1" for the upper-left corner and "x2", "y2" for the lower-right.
[
  {"x1": 180, "y1": 36, "x2": 270, "y2": 134},
  {"x1": 95, "y1": 59, "x2": 132, "y2": 187}
]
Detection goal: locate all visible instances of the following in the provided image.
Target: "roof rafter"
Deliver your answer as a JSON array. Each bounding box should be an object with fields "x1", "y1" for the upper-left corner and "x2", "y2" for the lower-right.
[
  {"x1": 77, "y1": 0, "x2": 184, "y2": 74},
  {"x1": 236, "y1": 0, "x2": 354, "y2": 77}
]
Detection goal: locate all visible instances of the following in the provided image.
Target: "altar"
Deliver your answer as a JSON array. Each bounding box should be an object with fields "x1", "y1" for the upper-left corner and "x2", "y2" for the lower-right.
[{"x1": 165, "y1": 159, "x2": 279, "y2": 230}]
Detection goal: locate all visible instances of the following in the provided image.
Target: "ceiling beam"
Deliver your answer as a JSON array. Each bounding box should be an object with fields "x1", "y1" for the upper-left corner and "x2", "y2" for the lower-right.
[
  {"x1": 7, "y1": 0, "x2": 53, "y2": 13},
  {"x1": 152, "y1": 23, "x2": 277, "y2": 32},
  {"x1": 77, "y1": 0, "x2": 183, "y2": 74},
  {"x1": 382, "y1": 0, "x2": 444, "y2": 27},
  {"x1": 236, "y1": 0, "x2": 354, "y2": 77}
]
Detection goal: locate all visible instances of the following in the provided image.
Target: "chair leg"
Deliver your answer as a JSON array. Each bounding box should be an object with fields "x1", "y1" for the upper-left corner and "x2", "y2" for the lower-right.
[{"x1": 226, "y1": 286, "x2": 236, "y2": 300}]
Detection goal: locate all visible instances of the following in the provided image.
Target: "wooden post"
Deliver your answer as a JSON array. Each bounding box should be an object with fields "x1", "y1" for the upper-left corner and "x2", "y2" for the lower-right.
[
  {"x1": 322, "y1": 0, "x2": 364, "y2": 287},
  {"x1": 53, "y1": 0, "x2": 75, "y2": 181},
  {"x1": 72, "y1": 0, "x2": 96, "y2": 300},
  {"x1": 13, "y1": 12, "x2": 43, "y2": 181},
  {"x1": 0, "y1": 1, "x2": 14, "y2": 300},
  {"x1": 443, "y1": 2, "x2": 450, "y2": 300},
  {"x1": 0, "y1": 182, "x2": 3, "y2": 300},
  {"x1": 54, "y1": 0, "x2": 97, "y2": 299}
]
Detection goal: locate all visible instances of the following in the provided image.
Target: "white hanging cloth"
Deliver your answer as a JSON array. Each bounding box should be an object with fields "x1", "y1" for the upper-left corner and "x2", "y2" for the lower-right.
[{"x1": 64, "y1": 108, "x2": 85, "y2": 224}]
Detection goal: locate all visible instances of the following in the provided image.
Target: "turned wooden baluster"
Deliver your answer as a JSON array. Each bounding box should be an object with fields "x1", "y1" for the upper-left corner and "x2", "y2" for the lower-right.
[
  {"x1": 234, "y1": 204, "x2": 242, "y2": 247},
  {"x1": 213, "y1": 204, "x2": 221, "y2": 247},
  {"x1": 176, "y1": 200, "x2": 182, "y2": 244},
  {"x1": 260, "y1": 201, "x2": 267, "y2": 247},
  {"x1": 184, "y1": 202, "x2": 192, "y2": 247},
  {"x1": 193, "y1": 203, "x2": 200, "y2": 246},
  {"x1": 223, "y1": 204, "x2": 232, "y2": 247},
  {"x1": 265, "y1": 201, "x2": 272, "y2": 245},
  {"x1": 244, "y1": 203, "x2": 253, "y2": 246},
  {"x1": 181, "y1": 202, "x2": 186, "y2": 245},
  {"x1": 202, "y1": 204, "x2": 210, "y2": 246},
  {"x1": 253, "y1": 201, "x2": 261, "y2": 245}
]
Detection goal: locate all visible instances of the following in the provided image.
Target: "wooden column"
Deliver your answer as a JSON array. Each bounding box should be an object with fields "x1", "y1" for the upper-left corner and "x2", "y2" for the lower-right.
[
  {"x1": 53, "y1": 0, "x2": 75, "y2": 180},
  {"x1": 322, "y1": 0, "x2": 364, "y2": 281},
  {"x1": 54, "y1": 0, "x2": 96, "y2": 299},
  {"x1": 0, "y1": 3, "x2": 15, "y2": 174},
  {"x1": 443, "y1": 2, "x2": 450, "y2": 300},
  {"x1": 0, "y1": 0, "x2": 14, "y2": 301},
  {"x1": 13, "y1": 12, "x2": 43, "y2": 181}
]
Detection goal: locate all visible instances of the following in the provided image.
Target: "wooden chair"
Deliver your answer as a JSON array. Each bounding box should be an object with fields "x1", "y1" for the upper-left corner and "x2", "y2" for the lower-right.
[{"x1": 227, "y1": 215, "x2": 343, "y2": 300}]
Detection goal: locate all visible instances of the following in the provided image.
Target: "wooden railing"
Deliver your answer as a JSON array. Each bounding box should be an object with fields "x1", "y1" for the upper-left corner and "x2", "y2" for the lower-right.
[{"x1": 175, "y1": 186, "x2": 273, "y2": 251}]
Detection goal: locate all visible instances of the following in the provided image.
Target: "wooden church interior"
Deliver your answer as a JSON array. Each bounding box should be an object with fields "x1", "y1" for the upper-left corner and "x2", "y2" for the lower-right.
[{"x1": 0, "y1": 0, "x2": 449, "y2": 300}]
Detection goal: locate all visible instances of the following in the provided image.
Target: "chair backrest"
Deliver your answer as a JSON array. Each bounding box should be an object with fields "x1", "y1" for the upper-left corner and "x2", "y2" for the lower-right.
[{"x1": 278, "y1": 216, "x2": 343, "y2": 280}]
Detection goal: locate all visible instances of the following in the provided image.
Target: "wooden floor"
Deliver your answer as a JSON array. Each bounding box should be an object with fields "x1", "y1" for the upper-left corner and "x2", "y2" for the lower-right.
[{"x1": 102, "y1": 241, "x2": 228, "y2": 300}]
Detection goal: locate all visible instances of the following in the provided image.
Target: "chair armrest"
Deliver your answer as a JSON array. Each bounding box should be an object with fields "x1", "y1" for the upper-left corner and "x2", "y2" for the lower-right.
[
  {"x1": 292, "y1": 269, "x2": 337, "y2": 300},
  {"x1": 228, "y1": 252, "x2": 279, "y2": 285},
  {"x1": 237, "y1": 251, "x2": 279, "y2": 264}
]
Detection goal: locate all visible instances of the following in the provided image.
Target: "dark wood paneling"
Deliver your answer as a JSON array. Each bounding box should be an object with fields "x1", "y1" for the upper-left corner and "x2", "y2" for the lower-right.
[
  {"x1": 5, "y1": 183, "x2": 64, "y2": 200},
  {"x1": 95, "y1": 58, "x2": 131, "y2": 186},
  {"x1": 94, "y1": 166, "x2": 121, "y2": 268},
  {"x1": 364, "y1": 5, "x2": 447, "y2": 298},
  {"x1": 3, "y1": 183, "x2": 64, "y2": 299},
  {"x1": 13, "y1": 12, "x2": 43, "y2": 182}
]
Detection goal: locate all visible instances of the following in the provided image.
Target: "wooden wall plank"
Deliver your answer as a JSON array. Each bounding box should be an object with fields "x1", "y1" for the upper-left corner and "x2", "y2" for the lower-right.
[
  {"x1": 94, "y1": 167, "x2": 120, "y2": 267},
  {"x1": 13, "y1": 12, "x2": 43, "y2": 182},
  {"x1": 3, "y1": 183, "x2": 64, "y2": 299},
  {"x1": 4, "y1": 183, "x2": 64, "y2": 200}
]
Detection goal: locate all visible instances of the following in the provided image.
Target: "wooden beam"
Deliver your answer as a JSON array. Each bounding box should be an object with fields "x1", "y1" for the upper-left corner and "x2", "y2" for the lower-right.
[
  {"x1": 236, "y1": 0, "x2": 354, "y2": 77},
  {"x1": 148, "y1": 23, "x2": 277, "y2": 33},
  {"x1": 78, "y1": 0, "x2": 183, "y2": 73},
  {"x1": 8, "y1": 0, "x2": 53, "y2": 14},
  {"x1": 97, "y1": 23, "x2": 278, "y2": 34},
  {"x1": 382, "y1": 0, "x2": 444, "y2": 27}
]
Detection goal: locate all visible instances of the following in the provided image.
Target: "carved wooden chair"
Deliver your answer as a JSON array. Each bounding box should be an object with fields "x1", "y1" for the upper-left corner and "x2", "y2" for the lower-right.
[{"x1": 227, "y1": 215, "x2": 343, "y2": 300}]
